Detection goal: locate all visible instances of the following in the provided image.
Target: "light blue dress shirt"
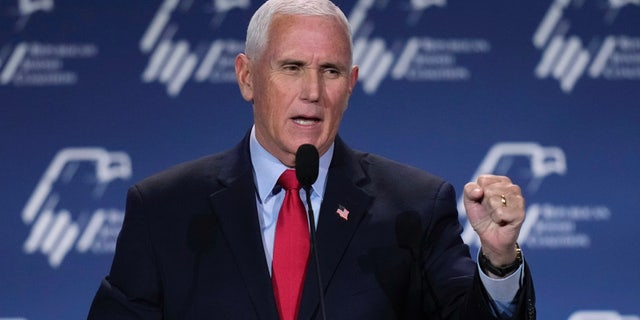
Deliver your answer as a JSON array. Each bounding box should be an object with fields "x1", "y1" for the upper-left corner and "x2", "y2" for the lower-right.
[
  {"x1": 248, "y1": 126, "x2": 522, "y2": 315},
  {"x1": 249, "y1": 127, "x2": 332, "y2": 274}
]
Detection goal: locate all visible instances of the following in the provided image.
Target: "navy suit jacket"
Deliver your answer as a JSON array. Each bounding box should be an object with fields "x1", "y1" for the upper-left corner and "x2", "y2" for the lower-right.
[{"x1": 88, "y1": 133, "x2": 535, "y2": 319}]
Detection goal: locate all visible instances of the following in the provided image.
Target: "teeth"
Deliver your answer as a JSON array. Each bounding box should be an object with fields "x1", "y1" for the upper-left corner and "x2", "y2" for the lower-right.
[{"x1": 293, "y1": 118, "x2": 318, "y2": 125}]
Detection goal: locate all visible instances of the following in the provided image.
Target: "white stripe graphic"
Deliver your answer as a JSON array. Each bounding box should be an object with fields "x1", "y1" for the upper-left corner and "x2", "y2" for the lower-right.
[
  {"x1": 160, "y1": 41, "x2": 189, "y2": 83},
  {"x1": 195, "y1": 41, "x2": 225, "y2": 82},
  {"x1": 552, "y1": 36, "x2": 581, "y2": 80},
  {"x1": 533, "y1": 0, "x2": 567, "y2": 48},
  {"x1": 142, "y1": 41, "x2": 172, "y2": 82},
  {"x1": 1, "y1": 43, "x2": 29, "y2": 85},
  {"x1": 348, "y1": 0, "x2": 376, "y2": 35},
  {"x1": 561, "y1": 51, "x2": 589, "y2": 93},
  {"x1": 364, "y1": 52, "x2": 393, "y2": 94},
  {"x1": 76, "y1": 210, "x2": 106, "y2": 252},
  {"x1": 517, "y1": 204, "x2": 541, "y2": 245},
  {"x1": 41, "y1": 210, "x2": 71, "y2": 254},
  {"x1": 23, "y1": 210, "x2": 54, "y2": 253},
  {"x1": 50, "y1": 223, "x2": 79, "y2": 268},
  {"x1": 535, "y1": 36, "x2": 564, "y2": 78},
  {"x1": 359, "y1": 39, "x2": 386, "y2": 79},
  {"x1": 589, "y1": 36, "x2": 617, "y2": 78},
  {"x1": 22, "y1": 181, "x2": 55, "y2": 224},
  {"x1": 140, "y1": 13, "x2": 171, "y2": 53},
  {"x1": 353, "y1": 38, "x2": 368, "y2": 70},
  {"x1": 392, "y1": 37, "x2": 420, "y2": 79},
  {"x1": 139, "y1": 0, "x2": 180, "y2": 52},
  {"x1": 168, "y1": 53, "x2": 198, "y2": 97}
]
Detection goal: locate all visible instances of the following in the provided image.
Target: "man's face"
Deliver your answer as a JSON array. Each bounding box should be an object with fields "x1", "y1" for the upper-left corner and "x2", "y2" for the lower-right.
[{"x1": 236, "y1": 14, "x2": 358, "y2": 167}]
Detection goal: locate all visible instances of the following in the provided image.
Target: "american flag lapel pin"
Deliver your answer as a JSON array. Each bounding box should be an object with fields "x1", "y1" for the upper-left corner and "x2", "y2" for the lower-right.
[{"x1": 336, "y1": 205, "x2": 350, "y2": 221}]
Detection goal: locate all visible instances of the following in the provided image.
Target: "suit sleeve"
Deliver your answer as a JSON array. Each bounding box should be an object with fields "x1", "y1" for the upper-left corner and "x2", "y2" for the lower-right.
[
  {"x1": 87, "y1": 186, "x2": 163, "y2": 319},
  {"x1": 421, "y1": 182, "x2": 536, "y2": 320}
]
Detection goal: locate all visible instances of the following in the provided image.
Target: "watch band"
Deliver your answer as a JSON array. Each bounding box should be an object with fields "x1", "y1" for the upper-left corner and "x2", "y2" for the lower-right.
[{"x1": 479, "y1": 243, "x2": 523, "y2": 277}]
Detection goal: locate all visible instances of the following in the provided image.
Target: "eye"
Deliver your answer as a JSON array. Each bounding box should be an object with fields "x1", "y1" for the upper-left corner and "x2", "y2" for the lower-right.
[
  {"x1": 323, "y1": 68, "x2": 341, "y2": 79},
  {"x1": 282, "y1": 64, "x2": 301, "y2": 73}
]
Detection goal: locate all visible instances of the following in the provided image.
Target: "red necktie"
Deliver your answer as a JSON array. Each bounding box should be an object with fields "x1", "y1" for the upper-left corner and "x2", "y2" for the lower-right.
[{"x1": 272, "y1": 169, "x2": 310, "y2": 320}]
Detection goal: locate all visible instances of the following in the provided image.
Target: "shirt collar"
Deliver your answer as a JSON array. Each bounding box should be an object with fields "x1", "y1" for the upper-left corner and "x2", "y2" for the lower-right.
[{"x1": 249, "y1": 125, "x2": 332, "y2": 203}]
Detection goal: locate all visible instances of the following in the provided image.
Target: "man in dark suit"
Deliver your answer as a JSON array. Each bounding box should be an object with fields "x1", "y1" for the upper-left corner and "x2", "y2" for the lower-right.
[{"x1": 88, "y1": 0, "x2": 535, "y2": 319}]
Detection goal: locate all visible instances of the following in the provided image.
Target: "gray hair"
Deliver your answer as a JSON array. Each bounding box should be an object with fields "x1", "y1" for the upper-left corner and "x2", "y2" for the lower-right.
[{"x1": 245, "y1": 0, "x2": 353, "y2": 61}]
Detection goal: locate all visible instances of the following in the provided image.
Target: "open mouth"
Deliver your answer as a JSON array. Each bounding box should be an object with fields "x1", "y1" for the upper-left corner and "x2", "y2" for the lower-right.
[{"x1": 292, "y1": 116, "x2": 320, "y2": 125}]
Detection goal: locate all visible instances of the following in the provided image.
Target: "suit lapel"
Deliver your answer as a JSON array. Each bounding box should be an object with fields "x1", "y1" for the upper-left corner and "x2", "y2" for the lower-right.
[
  {"x1": 208, "y1": 135, "x2": 373, "y2": 320},
  {"x1": 207, "y1": 137, "x2": 279, "y2": 320},
  {"x1": 298, "y1": 138, "x2": 374, "y2": 320}
]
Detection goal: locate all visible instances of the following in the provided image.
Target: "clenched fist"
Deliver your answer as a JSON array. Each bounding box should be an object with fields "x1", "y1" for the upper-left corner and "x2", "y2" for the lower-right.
[{"x1": 463, "y1": 175, "x2": 525, "y2": 268}]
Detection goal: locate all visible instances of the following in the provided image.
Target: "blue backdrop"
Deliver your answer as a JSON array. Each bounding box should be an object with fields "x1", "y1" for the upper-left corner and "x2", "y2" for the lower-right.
[{"x1": 2, "y1": 0, "x2": 639, "y2": 319}]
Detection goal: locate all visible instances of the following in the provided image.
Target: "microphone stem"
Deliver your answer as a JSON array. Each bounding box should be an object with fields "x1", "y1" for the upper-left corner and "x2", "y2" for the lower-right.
[{"x1": 304, "y1": 186, "x2": 327, "y2": 320}]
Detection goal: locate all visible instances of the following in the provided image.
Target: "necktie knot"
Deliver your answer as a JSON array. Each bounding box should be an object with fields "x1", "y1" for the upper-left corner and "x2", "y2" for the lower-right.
[{"x1": 278, "y1": 169, "x2": 301, "y2": 191}]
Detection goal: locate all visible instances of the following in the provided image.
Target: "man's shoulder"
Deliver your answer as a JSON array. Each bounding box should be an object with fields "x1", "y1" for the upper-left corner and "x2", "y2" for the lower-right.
[
  {"x1": 142, "y1": 153, "x2": 223, "y2": 184},
  {"x1": 341, "y1": 148, "x2": 453, "y2": 200},
  {"x1": 134, "y1": 142, "x2": 248, "y2": 197},
  {"x1": 354, "y1": 150, "x2": 446, "y2": 185}
]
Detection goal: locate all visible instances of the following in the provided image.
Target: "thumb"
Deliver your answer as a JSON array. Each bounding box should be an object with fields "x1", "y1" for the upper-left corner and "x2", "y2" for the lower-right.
[
  {"x1": 463, "y1": 182, "x2": 483, "y2": 205},
  {"x1": 463, "y1": 182, "x2": 486, "y2": 226}
]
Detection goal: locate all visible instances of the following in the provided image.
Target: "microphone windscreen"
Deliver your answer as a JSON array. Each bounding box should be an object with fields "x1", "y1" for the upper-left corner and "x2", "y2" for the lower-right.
[{"x1": 295, "y1": 144, "x2": 319, "y2": 187}]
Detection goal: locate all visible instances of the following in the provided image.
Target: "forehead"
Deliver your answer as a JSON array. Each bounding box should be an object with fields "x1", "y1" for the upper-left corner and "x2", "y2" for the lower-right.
[{"x1": 264, "y1": 14, "x2": 352, "y2": 62}]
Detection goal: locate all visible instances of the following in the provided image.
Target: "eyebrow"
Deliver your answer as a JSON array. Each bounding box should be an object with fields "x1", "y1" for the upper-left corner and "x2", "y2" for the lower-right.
[
  {"x1": 320, "y1": 62, "x2": 346, "y2": 71},
  {"x1": 277, "y1": 59, "x2": 305, "y2": 67},
  {"x1": 276, "y1": 59, "x2": 347, "y2": 71}
]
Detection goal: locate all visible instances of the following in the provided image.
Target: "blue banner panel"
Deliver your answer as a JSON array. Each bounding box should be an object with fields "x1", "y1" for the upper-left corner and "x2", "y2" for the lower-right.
[{"x1": 2, "y1": 0, "x2": 639, "y2": 319}]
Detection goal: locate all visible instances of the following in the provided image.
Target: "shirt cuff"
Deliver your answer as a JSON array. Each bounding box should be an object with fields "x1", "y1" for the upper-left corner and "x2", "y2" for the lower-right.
[{"x1": 477, "y1": 252, "x2": 524, "y2": 302}]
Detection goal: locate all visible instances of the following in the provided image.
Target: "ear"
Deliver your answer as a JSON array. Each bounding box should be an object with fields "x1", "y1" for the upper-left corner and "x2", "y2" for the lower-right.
[
  {"x1": 235, "y1": 53, "x2": 254, "y2": 102},
  {"x1": 348, "y1": 65, "x2": 359, "y2": 95}
]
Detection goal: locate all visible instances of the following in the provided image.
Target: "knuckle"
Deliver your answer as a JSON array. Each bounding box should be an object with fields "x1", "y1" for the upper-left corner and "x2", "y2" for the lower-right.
[{"x1": 508, "y1": 184, "x2": 522, "y2": 195}]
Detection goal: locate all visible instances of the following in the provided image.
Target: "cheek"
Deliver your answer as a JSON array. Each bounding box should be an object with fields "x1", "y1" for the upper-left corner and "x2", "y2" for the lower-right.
[
  {"x1": 327, "y1": 88, "x2": 350, "y2": 117},
  {"x1": 253, "y1": 81, "x2": 285, "y2": 118},
  {"x1": 257, "y1": 94, "x2": 292, "y2": 132},
  {"x1": 263, "y1": 76, "x2": 295, "y2": 103},
  {"x1": 323, "y1": 105, "x2": 347, "y2": 136}
]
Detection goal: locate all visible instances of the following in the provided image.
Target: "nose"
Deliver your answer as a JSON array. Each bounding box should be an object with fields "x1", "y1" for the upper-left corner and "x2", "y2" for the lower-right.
[{"x1": 301, "y1": 70, "x2": 322, "y2": 103}]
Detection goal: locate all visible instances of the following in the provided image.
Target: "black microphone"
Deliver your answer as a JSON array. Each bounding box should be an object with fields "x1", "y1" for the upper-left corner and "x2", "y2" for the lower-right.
[
  {"x1": 295, "y1": 144, "x2": 319, "y2": 187},
  {"x1": 295, "y1": 144, "x2": 326, "y2": 320}
]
